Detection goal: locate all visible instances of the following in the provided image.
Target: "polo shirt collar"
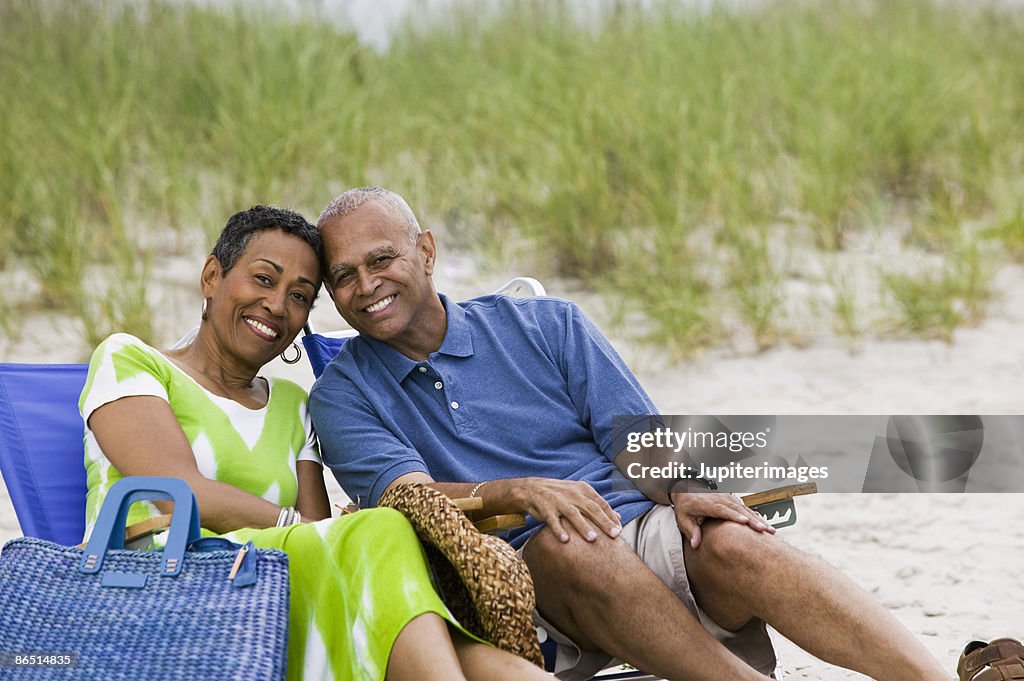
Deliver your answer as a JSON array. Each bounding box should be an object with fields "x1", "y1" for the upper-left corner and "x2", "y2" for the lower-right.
[
  {"x1": 437, "y1": 294, "x2": 474, "y2": 359},
  {"x1": 363, "y1": 293, "x2": 474, "y2": 381}
]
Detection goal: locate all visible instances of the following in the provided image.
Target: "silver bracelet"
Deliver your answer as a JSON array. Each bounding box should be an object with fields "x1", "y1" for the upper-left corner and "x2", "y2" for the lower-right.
[{"x1": 276, "y1": 506, "x2": 296, "y2": 527}]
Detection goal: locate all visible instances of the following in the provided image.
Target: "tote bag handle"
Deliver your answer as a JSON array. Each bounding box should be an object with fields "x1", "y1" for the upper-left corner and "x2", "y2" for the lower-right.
[{"x1": 78, "y1": 476, "x2": 201, "y2": 577}]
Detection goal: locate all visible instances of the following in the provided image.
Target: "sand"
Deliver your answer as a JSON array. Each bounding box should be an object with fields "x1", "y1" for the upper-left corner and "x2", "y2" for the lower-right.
[{"x1": 1, "y1": 241, "x2": 1021, "y2": 679}]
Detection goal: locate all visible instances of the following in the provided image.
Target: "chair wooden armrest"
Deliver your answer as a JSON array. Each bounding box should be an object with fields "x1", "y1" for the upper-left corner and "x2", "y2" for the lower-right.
[
  {"x1": 453, "y1": 497, "x2": 483, "y2": 513},
  {"x1": 741, "y1": 482, "x2": 817, "y2": 529},
  {"x1": 740, "y1": 482, "x2": 817, "y2": 508},
  {"x1": 454, "y1": 496, "x2": 527, "y2": 534},
  {"x1": 472, "y1": 514, "x2": 528, "y2": 533},
  {"x1": 124, "y1": 513, "x2": 174, "y2": 542},
  {"x1": 454, "y1": 482, "x2": 819, "y2": 535},
  {"x1": 76, "y1": 513, "x2": 173, "y2": 549},
  {"x1": 84, "y1": 484, "x2": 817, "y2": 548}
]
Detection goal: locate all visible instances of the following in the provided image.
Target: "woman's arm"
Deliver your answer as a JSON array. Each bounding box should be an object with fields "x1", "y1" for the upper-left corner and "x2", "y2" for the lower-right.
[
  {"x1": 296, "y1": 460, "x2": 331, "y2": 521},
  {"x1": 88, "y1": 395, "x2": 284, "y2": 533}
]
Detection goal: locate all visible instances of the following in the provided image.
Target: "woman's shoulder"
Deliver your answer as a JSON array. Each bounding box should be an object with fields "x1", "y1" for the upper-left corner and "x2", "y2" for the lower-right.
[
  {"x1": 80, "y1": 334, "x2": 174, "y2": 414},
  {"x1": 92, "y1": 332, "x2": 158, "y2": 355},
  {"x1": 86, "y1": 332, "x2": 177, "y2": 382}
]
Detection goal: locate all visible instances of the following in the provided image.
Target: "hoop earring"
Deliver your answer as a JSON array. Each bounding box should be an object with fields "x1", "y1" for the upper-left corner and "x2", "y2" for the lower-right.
[
  {"x1": 201, "y1": 297, "x2": 210, "y2": 321},
  {"x1": 280, "y1": 342, "x2": 302, "y2": 365}
]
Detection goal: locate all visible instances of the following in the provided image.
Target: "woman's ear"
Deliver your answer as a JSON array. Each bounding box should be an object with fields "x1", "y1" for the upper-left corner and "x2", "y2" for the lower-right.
[{"x1": 199, "y1": 255, "x2": 223, "y2": 297}]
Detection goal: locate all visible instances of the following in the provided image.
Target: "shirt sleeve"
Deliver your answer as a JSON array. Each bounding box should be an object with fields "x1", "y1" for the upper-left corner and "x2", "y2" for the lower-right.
[
  {"x1": 296, "y1": 405, "x2": 322, "y2": 465},
  {"x1": 79, "y1": 333, "x2": 171, "y2": 423},
  {"x1": 559, "y1": 303, "x2": 660, "y2": 461},
  {"x1": 309, "y1": 366, "x2": 430, "y2": 507}
]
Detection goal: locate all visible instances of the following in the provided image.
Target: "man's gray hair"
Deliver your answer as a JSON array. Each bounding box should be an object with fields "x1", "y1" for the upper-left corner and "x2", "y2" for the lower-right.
[{"x1": 317, "y1": 186, "x2": 421, "y2": 245}]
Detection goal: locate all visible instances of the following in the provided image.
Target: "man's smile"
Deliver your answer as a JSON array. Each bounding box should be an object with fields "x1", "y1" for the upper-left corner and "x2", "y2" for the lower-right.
[{"x1": 363, "y1": 294, "x2": 396, "y2": 314}]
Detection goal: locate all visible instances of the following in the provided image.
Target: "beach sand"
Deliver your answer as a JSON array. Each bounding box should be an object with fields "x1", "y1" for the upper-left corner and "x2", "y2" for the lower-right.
[{"x1": 1, "y1": 242, "x2": 1021, "y2": 679}]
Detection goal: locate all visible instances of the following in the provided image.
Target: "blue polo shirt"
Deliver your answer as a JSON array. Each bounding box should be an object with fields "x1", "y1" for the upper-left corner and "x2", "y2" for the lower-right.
[{"x1": 309, "y1": 294, "x2": 657, "y2": 548}]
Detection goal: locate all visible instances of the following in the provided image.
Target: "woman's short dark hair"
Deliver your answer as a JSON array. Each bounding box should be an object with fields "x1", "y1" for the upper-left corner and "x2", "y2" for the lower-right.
[{"x1": 211, "y1": 204, "x2": 321, "y2": 274}]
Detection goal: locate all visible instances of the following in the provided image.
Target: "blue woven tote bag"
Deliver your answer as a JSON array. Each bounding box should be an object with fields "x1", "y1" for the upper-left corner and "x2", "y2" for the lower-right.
[{"x1": 0, "y1": 476, "x2": 289, "y2": 680}]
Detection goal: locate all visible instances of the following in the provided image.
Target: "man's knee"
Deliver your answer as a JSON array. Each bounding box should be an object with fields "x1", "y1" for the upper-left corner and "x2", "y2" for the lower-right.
[
  {"x1": 524, "y1": 526, "x2": 635, "y2": 595},
  {"x1": 697, "y1": 519, "x2": 786, "y2": 575}
]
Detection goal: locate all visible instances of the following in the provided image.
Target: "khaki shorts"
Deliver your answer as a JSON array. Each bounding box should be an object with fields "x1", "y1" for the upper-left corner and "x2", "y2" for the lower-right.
[{"x1": 522, "y1": 504, "x2": 778, "y2": 680}]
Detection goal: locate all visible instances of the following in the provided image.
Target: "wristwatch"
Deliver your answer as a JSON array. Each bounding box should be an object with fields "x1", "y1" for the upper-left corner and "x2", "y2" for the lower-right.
[{"x1": 666, "y1": 467, "x2": 719, "y2": 495}]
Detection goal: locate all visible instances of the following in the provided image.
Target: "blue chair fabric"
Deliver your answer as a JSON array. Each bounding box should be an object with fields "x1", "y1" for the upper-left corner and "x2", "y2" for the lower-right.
[
  {"x1": 301, "y1": 332, "x2": 352, "y2": 379},
  {"x1": 0, "y1": 363, "x2": 90, "y2": 545}
]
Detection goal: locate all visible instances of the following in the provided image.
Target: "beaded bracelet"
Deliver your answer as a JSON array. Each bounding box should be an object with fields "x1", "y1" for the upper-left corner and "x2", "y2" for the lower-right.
[{"x1": 276, "y1": 506, "x2": 301, "y2": 527}]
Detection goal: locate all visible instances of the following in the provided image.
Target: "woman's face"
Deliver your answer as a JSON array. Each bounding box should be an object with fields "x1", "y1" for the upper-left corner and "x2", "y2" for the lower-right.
[{"x1": 203, "y1": 229, "x2": 320, "y2": 369}]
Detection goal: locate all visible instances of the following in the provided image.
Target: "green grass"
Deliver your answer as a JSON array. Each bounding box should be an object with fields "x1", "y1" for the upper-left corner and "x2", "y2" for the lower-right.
[
  {"x1": 881, "y1": 239, "x2": 993, "y2": 341},
  {"x1": 2, "y1": 0, "x2": 1023, "y2": 356}
]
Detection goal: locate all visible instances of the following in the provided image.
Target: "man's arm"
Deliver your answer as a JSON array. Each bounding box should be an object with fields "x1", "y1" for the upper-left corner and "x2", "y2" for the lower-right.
[
  {"x1": 555, "y1": 303, "x2": 774, "y2": 548},
  {"x1": 387, "y1": 473, "x2": 622, "y2": 543},
  {"x1": 312, "y1": 369, "x2": 620, "y2": 542}
]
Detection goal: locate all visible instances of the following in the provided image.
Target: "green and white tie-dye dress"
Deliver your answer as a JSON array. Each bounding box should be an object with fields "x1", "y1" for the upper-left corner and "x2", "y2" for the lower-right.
[{"x1": 80, "y1": 333, "x2": 471, "y2": 681}]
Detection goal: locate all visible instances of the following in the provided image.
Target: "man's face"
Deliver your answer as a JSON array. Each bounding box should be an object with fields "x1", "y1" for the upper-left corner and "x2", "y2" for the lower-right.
[{"x1": 320, "y1": 200, "x2": 436, "y2": 344}]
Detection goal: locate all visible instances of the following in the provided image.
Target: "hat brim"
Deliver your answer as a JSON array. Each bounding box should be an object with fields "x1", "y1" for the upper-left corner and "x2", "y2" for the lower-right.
[{"x1": 378, "y1": 482, "x2": 543, "y2": 667}]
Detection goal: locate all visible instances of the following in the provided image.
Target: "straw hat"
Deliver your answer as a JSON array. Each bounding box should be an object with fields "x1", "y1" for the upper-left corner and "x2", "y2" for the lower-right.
[{"x1": 378, "y1": 483, "x2": 543, "y2": 666}]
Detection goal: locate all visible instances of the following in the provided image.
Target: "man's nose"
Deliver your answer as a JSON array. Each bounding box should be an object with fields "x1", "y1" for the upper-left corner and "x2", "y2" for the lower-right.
[{"x1": 355, "y1": 268, "x2": 379, "y2": 296}]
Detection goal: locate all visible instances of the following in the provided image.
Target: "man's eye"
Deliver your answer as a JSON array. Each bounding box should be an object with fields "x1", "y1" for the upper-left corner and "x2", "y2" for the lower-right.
[
  {"x1": 334, "y1": 272, "x2": 353, "y2": 285},
  {"x1": 372, "y1": 256, "x2": 392, "y2": 267}
]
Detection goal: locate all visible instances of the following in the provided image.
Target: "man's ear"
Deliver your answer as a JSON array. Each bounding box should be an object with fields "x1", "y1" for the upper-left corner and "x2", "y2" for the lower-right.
[
  {"x1": 199, "y1": 255, "x2": 223, "y2": 297},
  {"x1": 419, "y1": 230, "x2": 437, "y2": 275}
]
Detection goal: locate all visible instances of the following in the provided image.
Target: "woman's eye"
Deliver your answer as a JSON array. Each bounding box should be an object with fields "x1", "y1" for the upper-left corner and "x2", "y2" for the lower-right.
[
  {"x1": 291, "y1": 291, "x2": 309, "y2": 304},
  {"x1": 255, "y1": 274, "x2": 272, "y2": 285}
]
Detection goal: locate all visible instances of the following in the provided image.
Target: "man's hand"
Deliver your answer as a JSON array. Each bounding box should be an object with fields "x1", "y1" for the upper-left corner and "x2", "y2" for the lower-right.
[
  {"x1": 670, "y1": 491, "x2": 776, "y2": 549},
  {"x1": 391, "y1": 473, "x2": 623, "y2": 544},
  {"x1": 514, "y1": 477, "x2": 622, "y2": 543}
]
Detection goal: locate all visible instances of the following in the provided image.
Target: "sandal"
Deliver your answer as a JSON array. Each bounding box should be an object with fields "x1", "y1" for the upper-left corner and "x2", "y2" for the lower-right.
[{"x1": 958, "y1": 638, "x2": 1024, "y2": 681}]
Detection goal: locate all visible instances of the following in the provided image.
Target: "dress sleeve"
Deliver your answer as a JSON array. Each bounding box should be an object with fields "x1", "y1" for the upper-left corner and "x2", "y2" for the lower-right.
[
  {"x1": 296, "y1": 403, "x2": 322, "y2": 465},
  {"x1": 559, "y1": 303, "x2": 660, "y2": 461},
  {"x1": 79, "y1": 333, "x2": 172, "y2": 423}
]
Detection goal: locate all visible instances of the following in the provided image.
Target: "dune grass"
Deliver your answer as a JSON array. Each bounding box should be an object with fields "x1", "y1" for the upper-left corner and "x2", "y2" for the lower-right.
[{"x1": 2, "y1": 0, "x2": 1023, "y2": 356}]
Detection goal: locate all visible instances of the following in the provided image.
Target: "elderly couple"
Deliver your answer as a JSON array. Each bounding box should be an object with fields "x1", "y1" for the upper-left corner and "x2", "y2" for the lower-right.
[{"x1": 81, "y1": 188, "x2": 1013, "y2": 681}]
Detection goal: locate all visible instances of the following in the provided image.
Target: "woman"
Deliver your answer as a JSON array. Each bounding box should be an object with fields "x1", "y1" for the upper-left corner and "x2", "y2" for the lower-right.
[{"x1": 79, "y1": 205, "x2": 550, "y2": 681}]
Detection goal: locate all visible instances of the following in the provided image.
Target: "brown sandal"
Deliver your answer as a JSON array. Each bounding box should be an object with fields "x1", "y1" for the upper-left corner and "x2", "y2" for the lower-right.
[{"x1": 958, "y1": 639, "x2": 1024, "y2": 681}]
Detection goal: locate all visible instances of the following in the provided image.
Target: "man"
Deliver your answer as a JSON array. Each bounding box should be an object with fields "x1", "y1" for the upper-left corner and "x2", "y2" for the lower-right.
[{"x1": 309, "y1": 186, "x2": 949, "y2": 681}]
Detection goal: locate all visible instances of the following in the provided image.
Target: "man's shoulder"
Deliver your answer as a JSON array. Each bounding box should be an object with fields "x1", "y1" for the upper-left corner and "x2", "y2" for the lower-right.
[{"x1": 459, "y1": 293, "x2": 578, "y2": 327}]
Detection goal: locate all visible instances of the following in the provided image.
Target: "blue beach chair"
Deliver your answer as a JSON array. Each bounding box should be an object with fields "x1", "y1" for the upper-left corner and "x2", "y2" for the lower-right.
[{"x1": 0, "y1": 363, "x2": 91, "y2": 545}]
